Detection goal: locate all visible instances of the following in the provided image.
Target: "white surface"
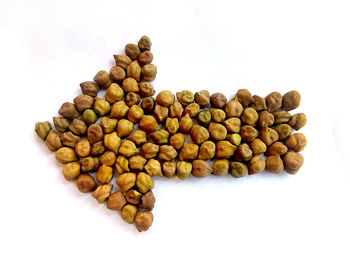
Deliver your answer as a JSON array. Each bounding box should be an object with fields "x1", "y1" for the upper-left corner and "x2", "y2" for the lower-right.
[{"x1": 0, "y1": 0, "x2": 350, "y2": 262}]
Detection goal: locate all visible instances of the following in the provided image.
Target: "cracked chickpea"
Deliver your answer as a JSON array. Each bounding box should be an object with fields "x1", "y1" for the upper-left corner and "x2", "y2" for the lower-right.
[{"x1": 92, "y1": 184, "x2": 112, "y2": 203}]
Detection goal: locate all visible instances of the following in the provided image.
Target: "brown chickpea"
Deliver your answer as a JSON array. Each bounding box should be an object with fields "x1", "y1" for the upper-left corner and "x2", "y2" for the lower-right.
[
  {"x1": 210, "y1": 108, "x2": 226, "y2": 123},
  {"x1": 184, "y1": 103, "x2": 200, "y2": 117},
  {"x1": 273, "y1": 111, "x2": 291, "y2": 124},
  {"x1": 62, "y1": 162, "x2": 81, "y2": 181},
  {"x1": 141, "y1": 143, "x2": 159, "y2": 159},
  {"x1": 212, "y1": 159, "x2": 229, "y2": 175},
  {"x1": 127, "y1": 105, "x2": 144, "y2": 123},
  {"x1": 223, "y1": 117, "x2": 241, "y2": 133},
  {"x1": 227, "y1": 133, "x2": 241, "y2": 146},
  {"x1": 122, "y1": 77, "x2": 139, "y2": 93},
  {"x1": 142, "y1": 64, "x2": 157, "y2": 81},
  {"x1": 240, "y1": 125, "x2": 259, "y2": 142},
  {"x1": 91, "y1": 141, "x2": 105, "y2": 156},
  {"x1": 87, "y1": 124, "x2": 104, "y2": 144},
  {"x1": 259, "y1": 127, "x2": 279, "y2": 146},
  {"x1": 104, "y1": 132, "x2": 121, "y2": 154},
  {"x1": 75, "y1": 138, "x2": 91, "y2": 158},
  {"x1": 127, "y1": 60, "x2": 142, "y2": 81},
  {"x1": 141, "y1": 96, "x2": 155, "y2": 113},
  {"x1": 93, "y1": 70, "x2": 112, "y2": 89},
  {"x1": 159, "y1": 145, "x2": 178, "y2": 161},
  {"x1": 179, "y1": 114, "x2": 193, "y2": 133},
  {"x1": 274, "y1": 124, "x2": 292, "y2": 140},
  {"x1": 61, "y1": 132, "x2": 80, "y2": 148},
  {"x1": 116, "y1": 172, "x2": 136, "y2": 192},
  {"x1": 119, "y1": 140, "x2": 138, "y2": 157},
  {"x1": 117, "y1": 119, "x2": 134, "y2": 137},
  {"x1": 210, "y1": 93, "x2": 227, "y2": 109},
  {"x1": 76, "y1": 174, "x2": 96, "y2": 193},
  {"x1": 282, "y1": 90, "x2": 301, "y2": 111},
  {"x1": 115, "y1": 156, "x2": 130, "y2": 174},
  {"x1": 208, "y1": 122, "x2": 227, "y2": 141},
  {"x1": 162, "y1": 161, "x2": 177, "y2": 178},
  {"x1": 282, "y1": 152, "x2": 304, "y2": 174},
  {"x1": 235, "y1": 143, "x2": 253, "y2": 162},
  {"x1": 139, "y1": 82, "x2": 155, "y2": 97},
  {"x1": 176, "y1": 90, "x2": 194, "y2": 106},
  {"x1": 241, "y1": 107, "x2": 258, "y2": 126},
  {"x1": 139, "y1": 115, "x2": 159, "y2": 132},
  {"x1": 114, "y1": 54, "x2": 131, "y2": 69},
  {"x1": 156, "y1": 90, "x2": 175, "y2": 107},
  {"x1": 45, "y1": 130, "x2": 62, "y2": 151},
  {"x1": 176, "y1": 161, "x2": 192, "y2": 180},
  {"x1": 169, "y1": 102, "x2": 184, "y2": 118},
  {"x1": 99, "y1": 151, "x2": 116, "y2": 166},
  {"x1": 250, "y1": 95, "x2": 267, "y2": 111},
  {"x1": 190, "y1": 125, "x2": 210, "y2": 144},
  {"x1": 288, "y1": 113, "x2": 307, "y2": 131},
  {"x1": 150, "y1": 129, "x2": 169, "y2": 144},
  {"x1": 215, "y1": 141, "x2": 236, "y2": 159},
  {"x1": 265, "y1": 142, "x2": 288, "y2": 156},
  {"x1": 81, "y1": 157, "x2": 99, "y2": 172},
  {"x1": 121, "y1": 204, "x2": 138, "y2": 224},
  {"x1": 165, "y1": 118, "x2": 179, "y2": 134},
  {"x1": 125, "y1": 189, "x2": 142, "y2": 205},
  {"x1": 192, "y1": 160, "x2": 212, "y2": 178},
  {"x1": 225, "y1": 98, "x2": 243, "y2": 118},
  {"x1": 250, "y1": 138, "x2": 267, "y2": 155},
  {"x1": 110, "y1": 101, "x2": 129, "y2": 119},
  {"x1": 230, "y1": 162, "x2": 248, "y2": 178},
  {"x1": 265, "y1": 155, "x2": 284, "y2": 173},
  {"x1": 144, "y1": 159, "x2": 163, "y2": 177},
  {"x1": 109, "y1": 66, "x2": 126, "y2": 82},
  {"x1": 248, "y1": 156, "x2": 265, "y2": 175},
  {"x1": 100, "y1": 117, "x2": 118, "y2": 134},
  {"x1": 198, "y1": 141, "x2": 216, "y2": 160},
  {"x1": 128, "y1": 129, "x2": 147, "y2": 146},
  {"x1": 195, "y1": 90, "x2": 210, "y2": 108},
  {"x1": 107, "y1": 191, "x2": 126, "y2": 210},
  {"x1": 140, "y1": 190, "x2": 155, "y2": 210},
  {"x1": 235, "y1": 89, "x2": 253, "y2": 107},
  {"x1": 285, "y1": 133, "x2": 307, "y2": 152},
  {"x1": 135, "y1": 211, "x2": 154, "y2": 232},
  {"x1": 125, "y1": 92, "x2": 141, "y2": 107},
  {"x1": 96, "y1": 164, "x2": 113, "y2": 184},
  {"x1": 129, "y1": 155, "x2": 147, "y2": 171},
  {"x1": 179, "y1": 143, "x2": 199, "y2": 160},
  {"x1": 169, "y1": 133, "x2": 186, "y2": 150},
  {"x1": 266, "y1": 91, "x2": 282, "y2": 112},
  {"x1": 258, "y1": 111, "x2": 274, "y2": 127},
  {"x1": 138, "y1": 48, "x2": 153, "y2": 65}
]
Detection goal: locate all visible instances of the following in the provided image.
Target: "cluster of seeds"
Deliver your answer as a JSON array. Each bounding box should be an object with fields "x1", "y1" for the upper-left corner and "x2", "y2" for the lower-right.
[{"x1": 35, "y1": 36, "x2": 307, "y2": 232}]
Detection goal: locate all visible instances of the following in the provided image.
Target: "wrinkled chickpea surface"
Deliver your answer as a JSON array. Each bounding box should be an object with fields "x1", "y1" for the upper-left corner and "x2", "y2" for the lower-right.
[{"x1": 35, "y1": 36, "x2": 307, "y2": 232}]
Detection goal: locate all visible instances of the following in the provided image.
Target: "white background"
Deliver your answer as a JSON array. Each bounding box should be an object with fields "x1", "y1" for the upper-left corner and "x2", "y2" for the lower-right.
[{"x1": 1, "y1": 0, "x2": 350, "y2": 262}]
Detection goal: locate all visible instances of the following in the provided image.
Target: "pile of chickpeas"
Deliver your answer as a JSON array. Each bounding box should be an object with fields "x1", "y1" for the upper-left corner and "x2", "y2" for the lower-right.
[{"x1": 35, "y1": 36, "x2": 307, "y2": 232}]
